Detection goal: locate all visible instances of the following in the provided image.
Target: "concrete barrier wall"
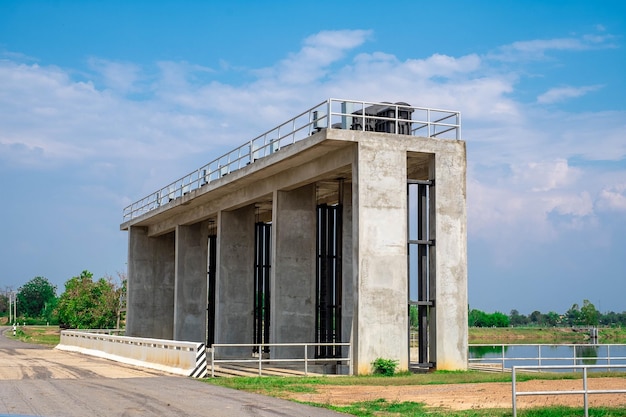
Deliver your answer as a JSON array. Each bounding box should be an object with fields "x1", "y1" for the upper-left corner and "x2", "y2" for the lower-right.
[{"x1": 56, "y1": 330, "x2": 207, "y2": 378}]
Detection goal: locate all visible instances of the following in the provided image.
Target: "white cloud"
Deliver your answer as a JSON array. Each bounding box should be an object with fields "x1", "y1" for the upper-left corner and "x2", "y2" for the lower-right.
[
  {"x1": 511, "y1": 159, "x2": 581, "y2": 192},
  {"x1": 271, "y1": 29, "x2": 372, "y2": 84},
  {"x1": 537, "y1": 85, "x2": 603, "y2": 104},
  {"x1": 490, "y1": 31, "x2": 617, "y2": 62},
  {"x1": 597, "y1": 184, "x2": 626, "y2": 212},
  {"x1": 87, "y1": 58, "x2": 142, "y2": 93},
  {"x1": 1, "y1": 29, "x2": 624, "y2": 250}
]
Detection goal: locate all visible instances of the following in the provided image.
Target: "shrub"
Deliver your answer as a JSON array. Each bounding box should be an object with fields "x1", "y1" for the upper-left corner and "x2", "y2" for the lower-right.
[{"x1": 372, "y1": 357, "x2": 398, "y2": 376}]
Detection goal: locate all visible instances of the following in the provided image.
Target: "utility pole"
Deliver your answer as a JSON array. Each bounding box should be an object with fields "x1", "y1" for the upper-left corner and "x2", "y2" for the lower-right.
[{"x1": 8, "y1": 292, "x2": 12, "y2": 325}]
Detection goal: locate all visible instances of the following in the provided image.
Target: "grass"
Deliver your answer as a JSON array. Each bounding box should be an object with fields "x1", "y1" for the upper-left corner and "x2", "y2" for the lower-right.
[
  {"x1": 203, "y1": 370, "x2": 626, "y2": 393},
  {"x1": 468, "y1": 327, "x2": 626, "y2": 344},
  {"x1": 5, "y1": 325, "x2": 61, "y2": 346},
  {"x1": 319, "y1": 400, "x2": 626, "y2": 416},
  {"x1": 204, "y1": 371, "x2": 626, "y2": 417}
]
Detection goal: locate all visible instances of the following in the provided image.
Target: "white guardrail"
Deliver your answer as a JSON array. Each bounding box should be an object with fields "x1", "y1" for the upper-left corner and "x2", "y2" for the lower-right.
[
  {"x1": 122, "y1": 98, "x2": 461, "y2": 222},
  {"x1": 57, "y1": 330, "x2": 208, "y2": 378},
  {"x1": 512, "y1": 364, "x2": 626, "y2": 417},
  {"x1": 210, "y1": 342, "x2": 351, "y2": 377}
]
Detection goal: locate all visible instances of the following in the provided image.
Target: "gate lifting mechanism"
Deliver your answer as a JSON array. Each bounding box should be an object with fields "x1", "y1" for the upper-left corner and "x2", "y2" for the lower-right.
[
  {"x1": 254, "y1": 222, "x2": 272, "y2": 354},
  {"x1": 408, "y1": 179, "x2": 435, "y2": 367},
  {"x1": 316, "y1": 203, "x2": 343, "y2": 359}
]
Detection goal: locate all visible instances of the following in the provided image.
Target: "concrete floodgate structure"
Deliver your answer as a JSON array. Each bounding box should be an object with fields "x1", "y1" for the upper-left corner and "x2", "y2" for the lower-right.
[{"x1": 120, "y1": 99, "x2": 467, "y2": 375}]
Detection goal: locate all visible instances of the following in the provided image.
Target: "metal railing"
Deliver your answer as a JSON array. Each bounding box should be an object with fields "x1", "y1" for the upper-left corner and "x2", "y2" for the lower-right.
[
  {"x1": 469, "y1": 343, "x2": 626, "y2": 372},
  {"x1": 209, "y1": 342, "x2": 351, "y2": 377},
  {"x1": 122, "y1": 99, "x2": 461, "y2": 221},
  {"x1": 512, "y1": 364, "x2": 626, "y2": 417}
]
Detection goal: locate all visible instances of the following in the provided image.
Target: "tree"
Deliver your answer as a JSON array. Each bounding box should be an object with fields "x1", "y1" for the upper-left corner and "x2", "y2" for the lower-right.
[
  {"x1": 56, "y1": 270, "x2": 121, "y2": 329},
  {"x1": 509, "y1": 309, "x2": 529, "y2": 326},
  {"x1": 468, "y1": 309, "x2": 487, "y2": 327},
  {"x1": 529, "y1": 310, "x2": 544, "y2": 326},
  {"x1": 16, "y1": 277, "x2": 57, "y2": 318},
  {"x1": 580, "y1": 299, "x2": 599, "y2": 327},
  {"x1": 469, "y1": 309, "x2": 509, "y2": 327},
  {"x1": 490, "y1": 311, "x2": 510, "y2": 327},
  {"x1": 565, "y1": 303, "x2": 581, "y2": 326},
  {"x1": 544, "y1": 311, "x2": 561, "y2": 327}
]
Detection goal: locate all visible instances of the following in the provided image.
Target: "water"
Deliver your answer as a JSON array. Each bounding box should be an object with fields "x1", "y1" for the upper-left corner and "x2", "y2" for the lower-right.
[{"x1": 469, "y1": 344, "x2": 626, "y2": 371}]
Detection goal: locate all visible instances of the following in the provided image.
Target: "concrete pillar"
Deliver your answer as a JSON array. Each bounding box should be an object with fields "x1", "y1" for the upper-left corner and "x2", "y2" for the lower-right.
[
  {"x1": 431, "y1": 145, "x2": 468, "y2": 370},
  {"x1": 126, "y1": 226, "x2": 175, "y2": 339},
  {"x1": 353, "y1": 141, "x2": 408, "y2": 374},
  {"x1": 341, "y1": 182, "x2": 354, "y2": 367},
  {"x1": 215, "y1": 205, "x2": 255, "y2": 357},
  {"x1": 271, "y1": 184, "x2": 317, "y2": 358},
  {"x1": 174, "y1": 222, "x2": 209, "y2": 343}
]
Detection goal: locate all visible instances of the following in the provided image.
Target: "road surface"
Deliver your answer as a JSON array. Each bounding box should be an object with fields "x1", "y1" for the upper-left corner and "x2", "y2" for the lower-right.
[{"x1": 0, "y1": 327, "x2": 344, "y2": 417}]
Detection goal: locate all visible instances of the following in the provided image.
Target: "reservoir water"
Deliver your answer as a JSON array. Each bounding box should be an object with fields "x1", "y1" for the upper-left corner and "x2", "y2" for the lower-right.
[{"x1": 469, "y1": 344, "x2": 626, "y2": 371}]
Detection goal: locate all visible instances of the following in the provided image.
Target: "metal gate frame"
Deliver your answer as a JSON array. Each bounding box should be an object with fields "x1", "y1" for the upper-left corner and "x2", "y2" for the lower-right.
[
  {"x1": 408, "y1": 180, "x2": 435, "y2": 367},
  {"x1": 315, "y1": 203, "x2": 343, "y2": 358},
  {"x1": 254, "y1": 222, "x2": 271, "y2": 353}
]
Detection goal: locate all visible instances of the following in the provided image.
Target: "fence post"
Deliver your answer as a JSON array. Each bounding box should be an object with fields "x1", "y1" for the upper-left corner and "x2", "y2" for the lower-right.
[
  {"x1": 512, "y1": 366, "x2": 517, "y2": 417},
  {"x1": 501, "y1": 345, "x2": 505, "y2": 372},
  {"x1": 583, "y1": 366, "x2": 589, "y2": 417},
  {"x1": 304, "y1": 344, "x2": 308, "y2": 376},
  {"x1": 258, "y1": 344, "x2": 263, "y2": 376}
]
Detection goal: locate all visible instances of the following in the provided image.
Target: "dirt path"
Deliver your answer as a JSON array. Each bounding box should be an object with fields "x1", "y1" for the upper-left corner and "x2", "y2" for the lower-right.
[{"x1": 288, "y1": 378, "x2": 626, "y2": 411}]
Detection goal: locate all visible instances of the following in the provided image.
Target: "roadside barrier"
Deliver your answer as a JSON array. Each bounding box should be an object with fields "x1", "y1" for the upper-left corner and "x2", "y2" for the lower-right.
[{"x1": 57, "y1": 330, "x2": 208, "y2": 378}]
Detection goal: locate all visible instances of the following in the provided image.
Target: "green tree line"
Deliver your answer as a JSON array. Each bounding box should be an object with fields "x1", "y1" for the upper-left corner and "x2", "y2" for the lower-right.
[
  {"x1": 469, "y1": 299, "x2": 626, "y2": 328},
  {"x1": 1, "y1": 270, "x2": 125, "y2": 329}
]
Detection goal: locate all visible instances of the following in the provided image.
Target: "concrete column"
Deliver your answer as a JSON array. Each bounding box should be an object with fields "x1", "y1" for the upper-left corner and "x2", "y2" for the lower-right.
[
  {"x1": 431, "y1": 144, "x2": 468, "y2": 370},
  {"x1": 353, "y1": 141, "x2": 408, "y2": 374},
  {"x1": 271, "y1": 184, "x2": 317, "y2": 358},
  {"x1": 215, "y1": 205, "x2": 255, "y2": 357},
  {"x1": 341, "y1": 182, "x2": 354, "y2": 369},
  {"x1": 174, "y1": 222, "x2": 209, "y2": 343},
  {"x1": 126, "y1": 226, "x2": 175, "y2": 339}
]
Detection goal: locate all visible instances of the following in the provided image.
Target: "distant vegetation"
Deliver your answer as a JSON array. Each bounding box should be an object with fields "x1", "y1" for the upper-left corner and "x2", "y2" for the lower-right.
[
  {"x1": 1, "y1": 270, "x2": 125, "y2": 329},
  {"x1": 467, "y1": 299, "x2": 626, "y2": 328}
]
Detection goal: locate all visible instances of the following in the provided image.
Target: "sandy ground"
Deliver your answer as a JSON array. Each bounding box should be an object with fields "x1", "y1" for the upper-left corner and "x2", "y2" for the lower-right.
[{"x1": 287, "y1": 378, "x2": 626, "y2": 411}]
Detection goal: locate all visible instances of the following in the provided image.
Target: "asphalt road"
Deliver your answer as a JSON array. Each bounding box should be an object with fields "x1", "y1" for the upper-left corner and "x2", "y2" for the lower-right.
[{"x1": 0, "y1": 327, "x2": 345, "y2": 417}]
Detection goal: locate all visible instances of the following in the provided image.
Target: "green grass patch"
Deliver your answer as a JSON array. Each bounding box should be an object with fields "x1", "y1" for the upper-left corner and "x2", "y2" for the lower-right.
[
  {"x1": 5, "y1": 325, "x2": 61, "y2": 346},
  {"x1": 311, "y1": 400, "x2": 626, "y2": 417},
  {"x1": 468, "y1": 326, "x2": 626, "y2": 344},
  {"x1": 203, "y1": 370, "x2": 613, "y2": 394},
  {"x1": 204, "y1": 371, "x2": 626, "y2": 416}
]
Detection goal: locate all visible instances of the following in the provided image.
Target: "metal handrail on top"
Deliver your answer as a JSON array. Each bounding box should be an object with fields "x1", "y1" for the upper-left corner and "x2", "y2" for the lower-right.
[{"x1": 122, "y1": 99, "x2": 461, "y2": 221}]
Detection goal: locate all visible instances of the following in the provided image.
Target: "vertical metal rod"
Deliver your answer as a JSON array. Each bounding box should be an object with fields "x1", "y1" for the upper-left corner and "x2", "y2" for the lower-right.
[
  {"x1": 583, "y1": 367, "x2": 589, "y2": 417},
  {"x1": 211, "y1": 348, "x2": 215, "y2": 378},
  {"x1": 258, "y1": 344, "x2": 262, "y2": 376},
  {"x1": 304, "y1": 345, "x2": 308, "y2": 376},
  {"x1": 512, "y1": 367, "x2": 517, "y2": 417},
  {"x1": 327, "y1": 99, "x2": 331, "y2": 130},
  {"x1": 502, "y1": 345, "x2": 505, "y2": 372}
]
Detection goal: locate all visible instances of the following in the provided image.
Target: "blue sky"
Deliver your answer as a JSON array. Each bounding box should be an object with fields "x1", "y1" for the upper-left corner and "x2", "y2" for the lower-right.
[{"x1": 1, "y1": 0, "x2": 624, "y2": 315}]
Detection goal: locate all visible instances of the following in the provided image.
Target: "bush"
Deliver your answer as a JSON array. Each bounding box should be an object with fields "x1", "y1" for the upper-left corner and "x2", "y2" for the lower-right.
[{"x1": 372, "y1": 357, "x2": 398, "y2": 376}]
